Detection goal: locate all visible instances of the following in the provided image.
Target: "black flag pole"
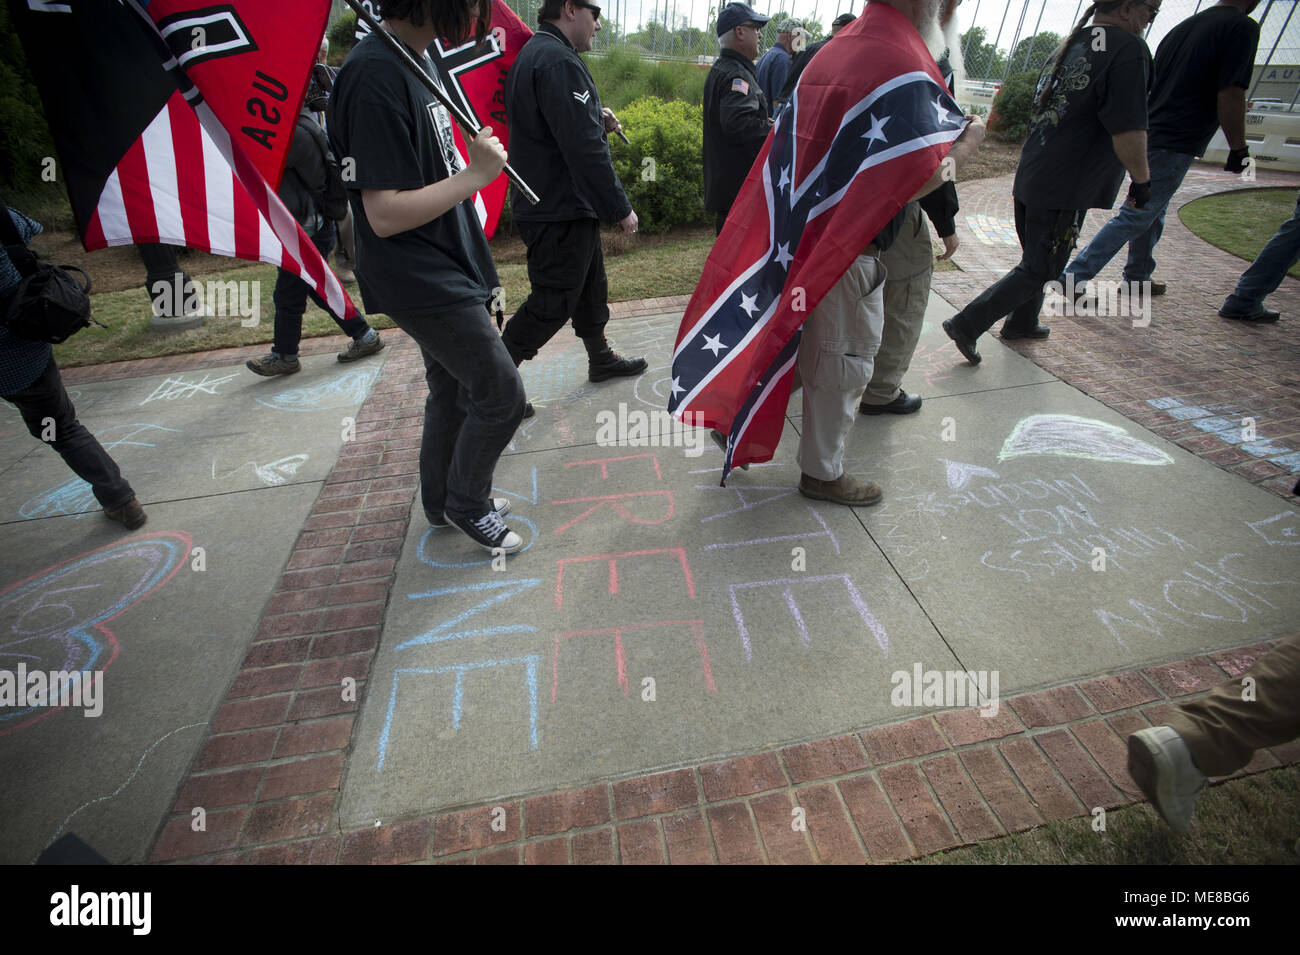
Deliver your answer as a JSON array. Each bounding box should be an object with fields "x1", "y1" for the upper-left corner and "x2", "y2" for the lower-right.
[{"x1": 339, "y1": 0, "x2": 541, "y2": 205}]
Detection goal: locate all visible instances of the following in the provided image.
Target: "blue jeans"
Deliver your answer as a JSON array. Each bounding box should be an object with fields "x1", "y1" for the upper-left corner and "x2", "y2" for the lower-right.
[
  {"x1": 271, "y1": 221, "x2": 370, "y2": 357},
  {"x1": 387, "y1": 302, "x2": 526, "y2": 524},
  {"x1": 1065, "y1": 149, "x2": 1197, "y2": 284},
  {"x1": 1222, "y1": 190, "x2": 1300, "y2": 315}
]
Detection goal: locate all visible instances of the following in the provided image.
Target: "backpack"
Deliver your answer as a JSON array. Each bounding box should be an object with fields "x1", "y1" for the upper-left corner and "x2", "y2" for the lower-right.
[{"x1": 295, "y1": 114, "x2": 349, "y2": 222}]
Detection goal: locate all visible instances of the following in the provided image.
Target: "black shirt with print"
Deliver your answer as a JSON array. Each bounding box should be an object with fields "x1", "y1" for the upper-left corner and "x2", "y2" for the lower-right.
[{"x1": 1014, "y1": 25, "x2": 1152, "y2": 211}]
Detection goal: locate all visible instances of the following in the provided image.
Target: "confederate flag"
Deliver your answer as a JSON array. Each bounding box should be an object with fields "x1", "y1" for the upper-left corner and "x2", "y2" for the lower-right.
[
  {"x1": 9, "y1": 0, "x2": 357, "y2": 320},
  {"x1": 353, "y1": 0, "x2": 531, "y2": 238},
  {"x1": 669, "y1": 2, "x2": 965, "y2": 480}
]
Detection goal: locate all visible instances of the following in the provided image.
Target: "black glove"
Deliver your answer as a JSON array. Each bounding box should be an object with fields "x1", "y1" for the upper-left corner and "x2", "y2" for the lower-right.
[
  {"x1": 1225, "y1": 147, "x2": 1250, "y2": 174},
  {"x1": 1127, "y1": 179, "x2": 1152, "y2": 209}
]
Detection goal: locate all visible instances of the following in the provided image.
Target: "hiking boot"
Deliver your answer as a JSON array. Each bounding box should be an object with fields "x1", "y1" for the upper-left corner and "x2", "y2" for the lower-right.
[
  {"x1": 1149, "y1": 280, "x2": 1166, "y2": 296},
  {"x1": 338, "y1": 331, "x2": 385, "y2": 362},
  {"x1": 104, "y1": 497, "x2": 147, "y2": 530},
  {"x1": 585, "y1": 337, "x2": 648, "y2": 382},
  {"x1": 335, "y1": 265, "x2": 356, "y2": 285},
  {"x1": 798, "y1": 472, "x2": 883, "y2": 506},
  {"x1": 448, "y1": 508, "x2": 524, "y2": 554},
  {"x1": 1127, "y1": 725, "x2": 1207, "y2": 835},
  {"x1": 428, "y1": 497, "x2": 510, "y2": 528},
  {"x1": 246, "y1": 354, "x2": 301, "y2": 376}
]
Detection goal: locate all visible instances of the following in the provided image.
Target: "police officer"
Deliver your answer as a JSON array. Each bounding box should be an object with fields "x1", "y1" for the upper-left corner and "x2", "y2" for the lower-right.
[
  {"x1": 703, "y1": 2, "x2": 773, "y2": 235},
  {"x1": 503, "y1": 0, "x2": 646, "y2": 413}
]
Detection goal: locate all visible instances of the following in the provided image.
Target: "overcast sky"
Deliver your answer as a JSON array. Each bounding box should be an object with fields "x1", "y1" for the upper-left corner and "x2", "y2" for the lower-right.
[{"x1": 600, "y1": 0, "x2": 1299, "y2": 60}]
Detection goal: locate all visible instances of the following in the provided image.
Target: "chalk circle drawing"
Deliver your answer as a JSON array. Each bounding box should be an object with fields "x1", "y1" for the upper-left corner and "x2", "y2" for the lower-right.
[
  {"x1": 1246, "y1": 511, "x2": 1300, "y2": 546},
  {"x1": 140, "y1": 372, "x2": 240, "y2": 405},
  {"x1": 0, "y1": 531, "x2": 192, "y2": 736},
  {"x1": 18, "y1": 424, "x2": 181, "y2": 520},
  {"x1": 941, "y1": 459, "x2": 1001, "y2": 491},
  {"x1": 416, "y1": 515, "x2": 539, "y2": 568},
  {"x1": 211, "y1": 453, "x2": 310, "y2": 486},
  {"x1": 999, "y1": 414, "x2": 1174, "y2": 466},
  {"x1": 253, "y1": 367, "x2": 379, "y2": 412},
  {"x1": 631, "y1": 362, "x2": 675, "y2": 410}
]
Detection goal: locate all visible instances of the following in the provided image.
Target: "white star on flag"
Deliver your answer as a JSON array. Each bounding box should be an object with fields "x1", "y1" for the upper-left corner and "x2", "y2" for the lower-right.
[
  {"x1": 862, "y1": 113, "x2": 889, "y2": 146},
  {"x1": 670, "y1": 376, "x2": 684, "y2": 398},
  {"x1": 739, "y1": 293, "x2": 759, "y2": 317},
  {"x1": 778, "y1": 165, "x2": 791, "y2": 192},
  {"x1": 701, "y1": 333, "x2": 728, "y2": 356},
  {"x1": 774, "y1": 242, "x2": 793, "y2": 269},
  {"x1": 933, "y1": 98, "x2": 955, "y2": 125}
]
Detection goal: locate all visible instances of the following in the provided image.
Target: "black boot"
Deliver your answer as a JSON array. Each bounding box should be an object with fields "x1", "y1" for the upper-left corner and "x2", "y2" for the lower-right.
[{"x1": 584, "y1": 335, "x2": 647, "y2": 382}]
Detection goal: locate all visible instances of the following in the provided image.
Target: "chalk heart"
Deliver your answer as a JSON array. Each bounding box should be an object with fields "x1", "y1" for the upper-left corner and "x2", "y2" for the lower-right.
[
  {"x1": 0, "y1": 531, "x2": 192, "y2": 736},
  {"x1": 998, "y1": 414, "x2": 1174, "y2": 466}
]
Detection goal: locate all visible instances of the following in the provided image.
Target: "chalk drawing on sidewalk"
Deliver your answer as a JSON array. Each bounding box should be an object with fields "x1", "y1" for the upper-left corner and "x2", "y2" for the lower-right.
[
  {"x1": 253, "y1": 367, "x2": 379, "y2": 412},
  {"x1": 377, "y1": 656, "x2": 541, "y2": 769},
  {"x1": 398, "y1": 578, "x2": 542, "y2": 650},
  {"x1": 999, "y1": 414, "x2": 1174, "y2": 466},
  {"x1": 941, "y1": 459, "x2": 1001, "y2": 491},
  {"x1": 552, "y1": 620, "x2": 716, "y2": 702},
  {"x1": 727, "y1": 574, "x2": 889, "y2": 662},
  {"x1": 0, "y1": 531, "x2": 192, "y2": 736},
  {"x1": 965, "y1": 214, "x2": 1018, "y2": 247},
  {"x1": 1146, "y1": 397, "x2": 1298, "y2": 473},
  {"x1": 18, "y1": 424, "x2": 180, "y2": 520},
  {"x1": 1246, "y1": 511, "x2": 1300, "y2": 546},
  {"x1": 140, "y1": 372, "x2": 239, "y2": 405},
  {"x1": 695, "y1": 484, "x2": 797, "y2": 523},
  {"x1": 211, "y1": 453, "x2": 309, "y2": 487},
  {"x1": 703, "y1": 506, "x2": 841, "y2": 553}
]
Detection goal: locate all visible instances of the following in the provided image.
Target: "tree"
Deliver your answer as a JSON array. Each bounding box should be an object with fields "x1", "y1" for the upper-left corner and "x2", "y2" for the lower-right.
[
  {"x1": 1009, "y1": 31, "x2": 1062, "y2": 77},
  {"x1": 960, "y1": 26, "x2": 1007, "y2": 80}
]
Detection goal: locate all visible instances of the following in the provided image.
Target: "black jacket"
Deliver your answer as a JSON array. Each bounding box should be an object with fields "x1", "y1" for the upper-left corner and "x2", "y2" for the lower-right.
[
  {"x1": 505, "y1": 22, "x2": 631, "y2": 225},
  {"x1": 703, "y1": 48, "x2": 772, "y2": 214},
  {"x1": 279, "y1": 110, "x2": 331, "y2": 232}
]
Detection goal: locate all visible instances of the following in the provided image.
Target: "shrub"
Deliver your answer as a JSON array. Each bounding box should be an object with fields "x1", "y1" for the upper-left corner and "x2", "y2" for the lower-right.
[
  {"x1": 987, "y1": 70, "x2": 1040, "y2": 144},
  {"x1": 328, "y1": 11, "x2": 358, "y2": 57},
  {"x1": 585, "y1": 46, "x2": 708, "y2": 111},
  {"x1": 609, "y1": 96, "x2": 707, "y2": 234}
]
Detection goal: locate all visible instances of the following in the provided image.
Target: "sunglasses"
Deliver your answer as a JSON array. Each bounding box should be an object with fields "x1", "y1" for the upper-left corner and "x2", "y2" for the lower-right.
[
  {"x1": 1138, "y1": 0, "x2": 1160, "y2": 18},
  {"x1": 574, "y1": 1, "x2": 601, "y2": 21}
]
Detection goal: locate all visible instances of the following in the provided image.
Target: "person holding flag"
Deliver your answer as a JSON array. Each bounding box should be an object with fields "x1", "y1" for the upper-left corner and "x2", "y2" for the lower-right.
[
  {"x1": 328, "y1": 0, "x2": 528, "y2": 556},
  {"x1": 670, "y1": 0, "x2": 984, "y2": 491},
  {"x1": 501, "y1": 0, "x2": 646, "y2": 416}
]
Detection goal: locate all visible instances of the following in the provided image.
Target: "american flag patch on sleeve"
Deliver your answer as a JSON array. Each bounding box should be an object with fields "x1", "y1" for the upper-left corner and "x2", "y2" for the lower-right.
[{"x1": 731, "y1": 77, "x2": 749, "y2": 94}]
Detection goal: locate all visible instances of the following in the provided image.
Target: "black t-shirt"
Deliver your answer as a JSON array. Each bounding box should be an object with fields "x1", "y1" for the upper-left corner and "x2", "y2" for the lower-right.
[
  {"x1": 327, "y1": 32, "x2": 499, "y2": 315},
  {"x1": 1148, "y1": 6, "x2": 1259, "y2": 155},
  {"x1": 1014, "y1": 25, "x2": 1152, "y2": 211}
]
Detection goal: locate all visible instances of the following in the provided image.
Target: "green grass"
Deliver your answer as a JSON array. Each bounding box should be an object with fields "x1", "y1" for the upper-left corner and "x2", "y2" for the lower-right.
[
  {"x1": 1179, "y1": 187, "x2": 1300, "y2": 280},
  {"x1": 916, "y1": 765, "x2": 1300, "y2": 865}
]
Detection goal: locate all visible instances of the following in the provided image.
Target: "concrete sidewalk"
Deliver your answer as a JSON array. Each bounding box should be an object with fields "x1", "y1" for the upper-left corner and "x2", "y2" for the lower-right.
[{"x1": 1, "y1": 167, "x2": 1297, "y2": 865}]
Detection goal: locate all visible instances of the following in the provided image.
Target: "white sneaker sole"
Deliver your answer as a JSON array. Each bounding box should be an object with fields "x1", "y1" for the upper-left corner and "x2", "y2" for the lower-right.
[{"x1": 430, "y1": 498, "x2": 509, "y2": 528}]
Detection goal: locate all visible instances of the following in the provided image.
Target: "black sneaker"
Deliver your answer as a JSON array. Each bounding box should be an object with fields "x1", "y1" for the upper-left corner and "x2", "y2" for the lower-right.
[
  {"x1": 429, "y1": 497, "x2": 510, "y2": 528},
  {"x1": 448, "y1": 508, "x2": 524, "y2": 554},
  {"x1": 104, "y1": 497, "x2": 147, "y2": 530},
  {"x1": 942, "y1": 318, "x2": 981, "y2": 364},
  {"x1": 588, "y1": 342, "x2": 648, "y2": 382}
]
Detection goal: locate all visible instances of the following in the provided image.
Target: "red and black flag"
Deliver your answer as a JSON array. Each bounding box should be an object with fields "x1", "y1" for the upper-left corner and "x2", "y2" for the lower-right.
[
  {"x1": 8, "y1": 0, "x2": 357, "y2": 319},
  {"x1": 670, "y1": 3, "x2": 965, "y2": 478}
]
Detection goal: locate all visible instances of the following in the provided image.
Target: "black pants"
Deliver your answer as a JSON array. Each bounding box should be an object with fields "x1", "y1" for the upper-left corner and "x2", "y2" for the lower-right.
[
  {"x1": 3, "y1": 354, "x2": 135, "y2": 509},
  {"x1": 271, "y1": 222, "x2": 369, "y2": 357},
  {"x1": 501, "y1": 218, "x2": 609, "y2": 363},
  {"x1": 387, "y1": 303, "x2": 525, "y2": 524},
  {"x1": 949, "y1": 201, "x2": 1086, "y2": 338},
  {"x1": 137, "y1": 243, "x2": 194, "y2": 317}
]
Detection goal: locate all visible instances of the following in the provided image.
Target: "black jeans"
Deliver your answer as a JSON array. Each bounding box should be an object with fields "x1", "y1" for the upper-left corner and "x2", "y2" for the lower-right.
[
  {"x1": 502, "y1": 218, "x2": 609, "y2": 362},
  {"x1": 137, "y1": 242, "x2": 194, "y2": 317},
  {"x1": 950, "y1": 201, "x2": 1086, "y2": 338},
  {"x1": 272, "y1": 222, "x2": 369, "y2": 356},
  {"x1": 387, "y1": 303, "x2": 525, "y2": 523},
  {"x1": 2, "y1": 355, "x2": 135, "y2": 509}
]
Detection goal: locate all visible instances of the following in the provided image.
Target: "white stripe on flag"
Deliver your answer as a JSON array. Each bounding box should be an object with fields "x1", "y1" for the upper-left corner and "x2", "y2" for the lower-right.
[
  {"x1": 257, "y1": 206, "x2": 282, "y2": 270},
  {"x1": 199, "y1": 122, "x2": 236, "y2": 256},
  {"x1": 731, "y1": 349, "x2": 798, "y2": 461},
  {"x1": 94, "y1": 168, "x2": 132, "y2": 244},
  {"x1": 141, "y1": 100, "x2": 185, "y2": 245}
]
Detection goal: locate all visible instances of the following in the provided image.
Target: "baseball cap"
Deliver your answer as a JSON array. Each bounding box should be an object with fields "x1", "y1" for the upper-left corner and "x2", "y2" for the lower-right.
[
  {"x1": 778, "y1": 18, "x2": 803, "y2": 32},
  {"x1": 717, "y1": 2, "x2": 770, "y2": 36}
]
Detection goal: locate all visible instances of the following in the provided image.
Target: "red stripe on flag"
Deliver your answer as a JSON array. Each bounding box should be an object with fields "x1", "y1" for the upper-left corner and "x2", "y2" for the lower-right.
[
  {"x1": 83, "y1": 208, "x2": 105, "y2": 251},
  {"x1": 230, "y1": 177, "x2": 262, "y2": 262},
  {"x1": 169, "y1": 94, "x2": 211, "y2": 253},
  {"x1": 115, "y1": 135, "x2": 160, "y2": 244}
]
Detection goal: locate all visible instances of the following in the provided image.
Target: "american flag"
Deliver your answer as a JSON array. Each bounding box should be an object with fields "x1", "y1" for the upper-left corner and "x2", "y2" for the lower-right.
[
  {"x1": 10, "y1": 0, "x2": 357, "y2": 320},
  {"x1": 670, "y1": 3, "x2": 965, "y2": 480}
]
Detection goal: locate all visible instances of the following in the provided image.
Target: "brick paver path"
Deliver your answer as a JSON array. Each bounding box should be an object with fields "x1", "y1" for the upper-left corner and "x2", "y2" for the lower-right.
[{"x1": 61, "y1": 168, "x2": 1300, "y2": 864}]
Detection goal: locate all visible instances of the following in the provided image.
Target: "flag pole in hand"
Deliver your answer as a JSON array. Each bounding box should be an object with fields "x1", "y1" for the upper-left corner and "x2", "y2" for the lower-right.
[{"x1": 340, "y1": 0, "x2": 541, "y2": 206}]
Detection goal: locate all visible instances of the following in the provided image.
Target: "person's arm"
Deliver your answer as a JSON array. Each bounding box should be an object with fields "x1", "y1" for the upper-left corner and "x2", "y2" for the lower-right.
[
  {"x1": 544, "y1": 59, "x2": 633, "y2": 224},
  {"x1": 918, "y1": 180, "x2": 959, "y2": 258},
  {"x1": 719, "y1": 70, "x2": 774, "y2": 148},
  {"x1": 362, "y1": 127, "x2": 506, "y2": 238},
  {"x1": 912, "y1": 115, "x2": 984, "y2": 201},
  {"x1": 1217, "y1": 85, "x2": 1248, "y2": 151},
  {"x1": 1110, "y1": 129, "x2": 1150, "y2": 184}
]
